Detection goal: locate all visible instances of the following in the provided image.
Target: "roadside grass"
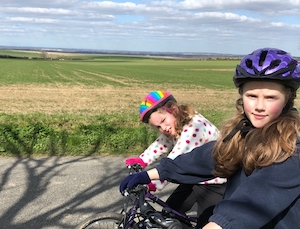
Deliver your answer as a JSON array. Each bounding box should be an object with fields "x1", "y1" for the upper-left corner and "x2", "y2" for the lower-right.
[
  {"x1": 0, "y1": 55, "x2": 239, "y2": 156},
  {"x1": 0, "y1": 111, "x2": 233, "y2": 157},
  {"x1": 0, "y1": 113, "x2": 160, "y2": 157}
]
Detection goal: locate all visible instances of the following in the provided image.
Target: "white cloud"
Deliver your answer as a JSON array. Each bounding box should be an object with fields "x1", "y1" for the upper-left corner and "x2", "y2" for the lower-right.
[{"x1": 7, "y1": 17, "x2": 58, "y2": 23}]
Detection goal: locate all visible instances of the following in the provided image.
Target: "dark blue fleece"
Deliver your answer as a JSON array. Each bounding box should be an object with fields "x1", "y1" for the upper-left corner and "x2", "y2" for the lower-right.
[{"x1": 156, "y1": 141, "x2": 300, "y2": 229}]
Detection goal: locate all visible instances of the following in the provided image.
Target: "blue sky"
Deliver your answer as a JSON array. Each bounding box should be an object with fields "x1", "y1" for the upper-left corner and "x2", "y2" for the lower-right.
[{"x1": 1, "y1": 0, "x2": 300, "y2": 56}]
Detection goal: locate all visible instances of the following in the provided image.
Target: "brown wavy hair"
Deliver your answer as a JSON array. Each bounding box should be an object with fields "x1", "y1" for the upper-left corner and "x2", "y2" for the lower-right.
[
  {"x1": 156, "y1": 100, "x2": 195, "y2": 137},
  {"x1": 213, "y1": 85, "x2": 300, "y2": 177}
]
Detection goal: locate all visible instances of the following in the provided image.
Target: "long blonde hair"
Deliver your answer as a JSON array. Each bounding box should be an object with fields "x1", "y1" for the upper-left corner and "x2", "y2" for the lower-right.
[{"x1": 213, "y1": 86, "x2": 300, "y2": 177}]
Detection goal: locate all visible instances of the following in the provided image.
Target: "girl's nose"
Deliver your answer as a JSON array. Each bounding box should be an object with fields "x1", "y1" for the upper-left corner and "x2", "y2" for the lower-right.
[
  {"x1": 161, "y1": 126, "x2": 169, "y2": 134},
  {"x1": 255, "y1": 98, "x2": 265, "y2": 111}
]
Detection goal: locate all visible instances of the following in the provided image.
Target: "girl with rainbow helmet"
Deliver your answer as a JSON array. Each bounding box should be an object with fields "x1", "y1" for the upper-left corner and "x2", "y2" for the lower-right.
[
  {"x1": 126, "y1": 90, "x2": 226, "y2": 227},
  {"x1": 139, "y1": 91, "x2": 176, "y2": 123},
  {"x1": 120, "y1": 47, "x2": 300, "y2": 228}
]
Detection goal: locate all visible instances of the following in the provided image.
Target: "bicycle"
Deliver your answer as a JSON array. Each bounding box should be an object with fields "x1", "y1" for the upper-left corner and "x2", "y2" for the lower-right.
[{"x1": 77, "y1": 164, "x2": 198, "y2": 229}]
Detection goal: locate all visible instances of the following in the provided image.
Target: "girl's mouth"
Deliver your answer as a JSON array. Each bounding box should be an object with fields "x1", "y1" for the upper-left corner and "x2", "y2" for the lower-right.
[{"x1": 253, "y1": 114, "x2": 266, "y2": 120}]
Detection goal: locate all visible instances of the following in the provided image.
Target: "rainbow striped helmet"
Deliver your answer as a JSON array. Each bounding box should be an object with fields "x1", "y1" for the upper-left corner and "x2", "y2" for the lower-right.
[{"x1": 139, "y1": 91, "x2": 176, "y2": 123}]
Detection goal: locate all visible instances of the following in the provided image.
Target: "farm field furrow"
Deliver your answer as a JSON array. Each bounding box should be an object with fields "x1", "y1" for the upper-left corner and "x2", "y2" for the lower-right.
[{"x1": 0, "y1": 57, "x2": 241, "y2": 116}]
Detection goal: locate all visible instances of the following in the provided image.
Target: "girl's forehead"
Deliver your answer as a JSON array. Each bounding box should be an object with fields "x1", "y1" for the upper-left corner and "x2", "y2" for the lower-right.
[{"x1": 242, "y1": 81, "x2": 285, "y2": 92}]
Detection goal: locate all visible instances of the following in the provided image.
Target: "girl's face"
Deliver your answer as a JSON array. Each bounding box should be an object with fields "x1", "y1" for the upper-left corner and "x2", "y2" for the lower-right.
[
  {"x1": 242, "y1": 81, "x2": 288, "y2": 128},
  {"x1": 148, "y1": 109, "x2": 176, "y2": 136}
]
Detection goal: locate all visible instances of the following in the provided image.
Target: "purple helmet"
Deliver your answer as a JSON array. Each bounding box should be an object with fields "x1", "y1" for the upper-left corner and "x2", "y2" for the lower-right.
[{"x1": 234, "y1": 48, "x2": 300, "y2": 90}]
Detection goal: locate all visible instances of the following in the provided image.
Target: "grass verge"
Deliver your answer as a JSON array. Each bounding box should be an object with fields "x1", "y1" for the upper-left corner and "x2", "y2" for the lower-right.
[
  {"x1": 0, "y1": 110, "x2": 231, "y2": 157},
  {"x1": 0, "y1": 113, "x2": 160, "y2": 157}
]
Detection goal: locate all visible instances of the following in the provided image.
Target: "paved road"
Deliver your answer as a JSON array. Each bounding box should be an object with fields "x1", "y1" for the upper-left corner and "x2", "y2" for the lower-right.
[{"x1": 0, "y1": 156, "x2": 175, "y2": 229}]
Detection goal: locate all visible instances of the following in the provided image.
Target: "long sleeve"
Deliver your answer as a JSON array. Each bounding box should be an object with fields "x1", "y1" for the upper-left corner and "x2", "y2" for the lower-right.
[
  {"x1": 139, "y1": 134, "x2": 174, "y2": 165},
  {"x1": 153, "y1": 114, "x2": 224, "y2": 189},
  {"x1": 157, "y1": 141, "x2": 300, "y2": 228},
  {"x1": 165, "y1": 114, "x2": 225, "y2": 185},
  {"x1": 157, "y1": 141, "x2": 217, "y2": 184},
  {"x1": 167, "y1": 113, "x2": 219, "y2": 160},
  {"x1": 210, "y1": 150, "x2": 300, "y2": 229}
]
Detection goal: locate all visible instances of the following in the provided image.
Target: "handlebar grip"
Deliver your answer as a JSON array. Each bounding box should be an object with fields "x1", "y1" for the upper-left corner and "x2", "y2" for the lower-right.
[
  {"x1": 122, "y1": 189, "x2": 129, "y2": 196},
  {"x1": 128, "y1": 164, "x2": 143, "y2": 174}
]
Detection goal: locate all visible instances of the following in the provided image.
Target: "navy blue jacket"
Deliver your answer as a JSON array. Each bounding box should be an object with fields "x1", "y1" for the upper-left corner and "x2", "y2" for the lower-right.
[{"x1": 156, "y1": 140, "x2": 300, "y2": 229}]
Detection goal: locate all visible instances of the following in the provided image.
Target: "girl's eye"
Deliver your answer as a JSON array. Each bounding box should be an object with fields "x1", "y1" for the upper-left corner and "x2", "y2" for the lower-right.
[
  {"x1": 267, "y1": 96, "x2": 275, "y2": 100},
  {"x1": 156, "y1": 119, "x2": 166, "y2": 130}
]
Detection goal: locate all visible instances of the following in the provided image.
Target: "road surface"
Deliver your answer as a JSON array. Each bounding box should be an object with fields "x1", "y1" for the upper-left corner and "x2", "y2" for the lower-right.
[{"x1": 0, "y1": 156, "x2": 176, "y2": 229}]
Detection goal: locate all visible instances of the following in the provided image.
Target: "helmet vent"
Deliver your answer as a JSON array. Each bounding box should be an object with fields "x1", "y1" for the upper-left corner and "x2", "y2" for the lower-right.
[
  {"x1": 259, "y1": 50, "x2": 268, "y2": 66},
  {"x1": 245, "y1": 59, "x2": 252, "y2": 68},
  {"x1": 269, "y1": 59, "x2": 281, "y2": 70},
  {"x1": 277, "y1": 50, "x2": 287, "y2": 55}
]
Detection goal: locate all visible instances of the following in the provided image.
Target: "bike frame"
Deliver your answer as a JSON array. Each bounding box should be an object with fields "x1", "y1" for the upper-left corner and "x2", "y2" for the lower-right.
[
  {"x1": 146, "y1": 191, "x2": 198, "y2": 225},
  {"x1": 121, "y1": 185, "x2": 198, "y2": 229},
  {"x1": 77, "y1": 164, "x2": 198, "y2": 229}
]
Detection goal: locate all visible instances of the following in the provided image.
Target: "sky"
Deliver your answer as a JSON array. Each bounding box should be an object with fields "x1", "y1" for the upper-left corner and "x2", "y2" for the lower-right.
[{"x1": 1, "y1": 0, "x2": 300, "y2": 56}]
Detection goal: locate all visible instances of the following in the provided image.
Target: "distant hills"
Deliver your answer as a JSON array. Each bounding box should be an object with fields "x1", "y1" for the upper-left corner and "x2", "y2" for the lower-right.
[{"x1": 0, "y1": 45, "x2": 244, "y2": 59}]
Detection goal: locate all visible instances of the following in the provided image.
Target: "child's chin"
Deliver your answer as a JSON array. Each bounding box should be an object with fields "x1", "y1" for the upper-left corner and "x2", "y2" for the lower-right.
[{"x1": 166, "y1": 133, "x2": 175, "y2": 139}]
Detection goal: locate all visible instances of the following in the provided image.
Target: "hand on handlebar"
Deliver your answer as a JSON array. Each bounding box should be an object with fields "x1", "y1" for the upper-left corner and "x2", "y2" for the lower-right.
[
  {"x1": 125, "y1": 157, "x2": 148, "y2": 169},
  {"x1": 119, "y1": 171, "x2": 151, "y2": 195},
  {"x1": 147, "y1": 182, "x2": 157, "y2": 192}
]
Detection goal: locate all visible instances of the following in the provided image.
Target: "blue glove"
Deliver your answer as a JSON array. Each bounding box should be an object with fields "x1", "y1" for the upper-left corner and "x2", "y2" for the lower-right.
[{"x1": 119, "y1": 171, "x2": 151, "y2": 194}]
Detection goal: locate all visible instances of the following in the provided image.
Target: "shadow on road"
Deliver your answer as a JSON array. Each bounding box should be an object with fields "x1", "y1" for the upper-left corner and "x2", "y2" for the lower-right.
[{"x1": 0, "y1": 156, "x2": 173, "y2": 229}]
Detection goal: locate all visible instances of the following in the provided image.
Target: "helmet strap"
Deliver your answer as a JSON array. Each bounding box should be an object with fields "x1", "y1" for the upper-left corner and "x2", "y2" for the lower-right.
[
  {"x1": 223, "y1": 115, "x2": 254, "y2": 142},
  {"x1": 162, "y1": 106, "x2": 173, "y2": 114}
]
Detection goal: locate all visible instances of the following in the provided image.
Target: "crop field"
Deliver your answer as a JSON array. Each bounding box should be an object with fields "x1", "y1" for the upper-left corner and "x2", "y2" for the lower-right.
[
  {"x1": 0, "y1": 55, "x2": 240, "y2": 117},
  {"x1": 2, "y1": 51, "x2": 298, "y2": 156}
]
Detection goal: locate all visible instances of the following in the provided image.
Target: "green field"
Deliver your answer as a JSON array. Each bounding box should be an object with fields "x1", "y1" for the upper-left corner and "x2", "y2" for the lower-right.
[
  {"x1": 0, "y1": 56, "x2": 237, "y2": 88},
  {"x1": 0, "y1": 52, "x2": 241, "y2": 157},
  {"x1": 0, "y1": 49, "x2": 42, "y2": 58}
]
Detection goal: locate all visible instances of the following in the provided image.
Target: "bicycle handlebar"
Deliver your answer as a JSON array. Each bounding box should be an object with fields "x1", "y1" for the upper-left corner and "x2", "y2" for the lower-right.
[
  {"x1": 122, "y1": 164, "x2": 147, "y2": 196},
  {"x1": 122, "y1": 163, "x2": 194, "y2": 228},
  {"x1": 127, "y1": 163, "x2": 143, "y2": 174}
]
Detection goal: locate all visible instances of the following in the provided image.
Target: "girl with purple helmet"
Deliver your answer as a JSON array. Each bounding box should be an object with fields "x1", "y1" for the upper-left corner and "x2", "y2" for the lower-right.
[
  {"x1": 125, "y1": 90, "x2": 226, "y2": 227},
  {"x1": 120, "y1": 48, "x2": 300, "y2": 228}
]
